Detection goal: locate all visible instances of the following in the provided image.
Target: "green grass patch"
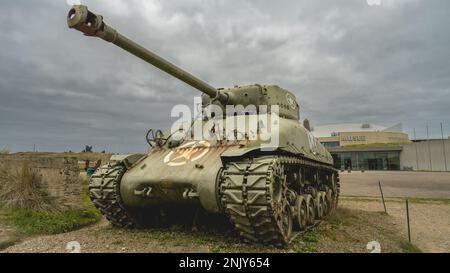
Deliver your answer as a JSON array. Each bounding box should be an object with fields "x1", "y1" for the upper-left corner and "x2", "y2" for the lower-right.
[
  {"x1": 302, "y1": 231, "x2": 319, "y2": 243},
  {"x1": 294, "y1": 242, "x2": 318, "y2": 253},
  {"x1": 0, "y1": 176, "x2": 101, "y2": 236},
  {"x1": 81, "y1": 178, "x2": 101, "y2": 221},
  {"x1": 290, "y1": 230, "x2": 321, "y2": 253},
  {"x1": 398, "y1": 241, "x2": 422, "y2": 253},
  {"x1": 2, "y1": 207, "x2": 100, "y2": 235}
]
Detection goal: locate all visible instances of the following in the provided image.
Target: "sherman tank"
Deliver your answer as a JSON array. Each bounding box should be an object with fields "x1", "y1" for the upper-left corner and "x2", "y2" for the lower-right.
[{"x1": 67, "y1": 5, "x2": 339, "y2": 245}]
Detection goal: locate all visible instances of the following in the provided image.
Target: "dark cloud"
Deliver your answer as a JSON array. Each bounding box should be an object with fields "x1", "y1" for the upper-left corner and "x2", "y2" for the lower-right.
[{"x1": 0, "y1": 0, "x2": 449, "y2": 153}]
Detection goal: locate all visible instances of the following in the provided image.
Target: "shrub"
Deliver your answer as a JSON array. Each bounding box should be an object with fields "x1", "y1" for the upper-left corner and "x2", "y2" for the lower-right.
[{"x1": 0, "y1": 162, "x2": 55, "y2": 212}]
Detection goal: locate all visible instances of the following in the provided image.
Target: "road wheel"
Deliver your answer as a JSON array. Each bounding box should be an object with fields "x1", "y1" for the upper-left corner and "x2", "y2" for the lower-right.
[
  {"x1": 316, "y1": 193, "x2": 324, "y2": 220},
  {"x1": 280, "y1": 202, "x2": 293, "y2": 241},
  {"x1": 306, "y1": 195, "x2": 316, "y2": 225},
  {"x1": 321, "y1": 193, "x2": 329, "y2": 217},
  {"x1": 296, "y1": 196, "x2": 308, "y2": 230},
  {"x1": 325, "y1": 188, "x2": 334, "y2": 214}
]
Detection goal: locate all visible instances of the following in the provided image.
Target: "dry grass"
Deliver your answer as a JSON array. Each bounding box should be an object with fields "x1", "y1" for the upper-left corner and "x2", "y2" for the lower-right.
[
  {"x1": 0, "y1": 173, "x2": 101, "y2": 240},
  {"x1": 13, "y1": 152, "x2": 112, "y2": 163},
  {"x1": 0, "y1": 162, "x2": 56, "y2": 212}
]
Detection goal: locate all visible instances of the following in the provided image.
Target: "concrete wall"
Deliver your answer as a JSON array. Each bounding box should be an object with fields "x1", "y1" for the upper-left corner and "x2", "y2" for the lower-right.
[
  {"x1": 401, "y1": 140, "x2": 450, "y2": 172},
  {"x1": 0, "y1": 154, "x2": 82, "y2": 209}
]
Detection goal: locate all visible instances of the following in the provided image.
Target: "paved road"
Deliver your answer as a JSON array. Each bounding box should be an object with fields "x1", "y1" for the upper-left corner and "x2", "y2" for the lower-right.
[{"x1": 339, "y1": 171, "x2": 450, "y2": 199}]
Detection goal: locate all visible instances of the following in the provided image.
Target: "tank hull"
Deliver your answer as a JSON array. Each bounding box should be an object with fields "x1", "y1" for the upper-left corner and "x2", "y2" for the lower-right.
[{"x1": 120, "y1": 114, "x2": 334, "y2": 213}]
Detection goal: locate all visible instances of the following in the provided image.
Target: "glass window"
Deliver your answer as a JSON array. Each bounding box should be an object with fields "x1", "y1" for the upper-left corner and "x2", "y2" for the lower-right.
[
  {"x1": 331, "y1": 151, "x2": 400, "y2": 171},
  {"x1": 322, "y1": 141, "x2": 340, "y2": 148}
]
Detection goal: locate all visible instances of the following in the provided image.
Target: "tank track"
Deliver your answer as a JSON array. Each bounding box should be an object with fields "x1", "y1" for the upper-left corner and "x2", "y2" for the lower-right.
[
  {"x1": 89, "y1": 161, "x2": 136, "y2": 228},
  {"x1": 219, "y1": 155, "x2": 339, "y2": 245}
]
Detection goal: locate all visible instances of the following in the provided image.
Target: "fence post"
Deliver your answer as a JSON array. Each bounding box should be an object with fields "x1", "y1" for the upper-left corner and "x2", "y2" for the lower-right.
[
  {"x1": 378, "y1": 181, "x2": 387, "y2": 214},
  {"x1": 406, "y1": 200, "x2": 411, "y2": 243}
]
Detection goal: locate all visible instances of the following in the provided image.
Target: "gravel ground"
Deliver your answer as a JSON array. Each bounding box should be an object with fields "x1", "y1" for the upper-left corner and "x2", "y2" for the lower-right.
[
  {"x1": 2, "y1": 205, "x2": 415, "y2": 253},
  {"x1": 1, "y1": 219, "x2": 211, "y2": 253},
  {"x1": 3, "y1": 199, "x2": 446, "y2": 253}
]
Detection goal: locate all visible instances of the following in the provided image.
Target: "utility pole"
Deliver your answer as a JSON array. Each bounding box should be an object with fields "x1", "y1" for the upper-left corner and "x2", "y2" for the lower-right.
[
  {"x1": 413, "y1": 128, "x2": 419, "y2": 171},
  {"x1": 427, "y1": 124, "x2": 432, "y2": 171},
  {"x1": 441, "y1": 123, "x2": 448, "y2": 172}
]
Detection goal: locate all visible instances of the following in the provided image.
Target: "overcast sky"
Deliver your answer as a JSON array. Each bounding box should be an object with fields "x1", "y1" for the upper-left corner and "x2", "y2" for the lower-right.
[{"x1": 0, "y1": 0, "x2": 449, "y2": 153}]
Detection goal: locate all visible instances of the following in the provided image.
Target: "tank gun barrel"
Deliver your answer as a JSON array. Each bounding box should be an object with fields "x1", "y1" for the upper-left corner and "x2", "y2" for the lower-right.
[{"x1": 67, "y1": 5, "x2": 229, "y2": 104}]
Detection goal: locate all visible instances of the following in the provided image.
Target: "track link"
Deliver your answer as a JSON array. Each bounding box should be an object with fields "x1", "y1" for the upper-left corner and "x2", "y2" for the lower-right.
[
  {"x1": 219, "y1": 155, "x2": 339, "y2": 245},
  {"x1": 89, "y1": 161, "x2": 136, "y2": 228}
]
